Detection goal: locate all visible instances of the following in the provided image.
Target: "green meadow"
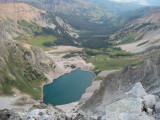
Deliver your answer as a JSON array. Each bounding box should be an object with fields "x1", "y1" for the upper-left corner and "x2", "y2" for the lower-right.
[
  {"x1": 87, "y1": 55, "x2": 141, "y2": 70},
  {"x1": 26, "y1": 36, "x2": 57, "y2": 50}
]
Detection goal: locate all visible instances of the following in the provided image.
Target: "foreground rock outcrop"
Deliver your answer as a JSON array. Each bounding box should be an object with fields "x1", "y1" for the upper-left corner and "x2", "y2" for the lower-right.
[
  {"x1": 0, "y1": 104, "x2": 66, "y2": 120},
  {"x1": 105, "y1": 82, "x2": 160, "y2": 120},
  {"x1": 0, "y1": 104, "x2": 97, "y2": 120},
  {"x1": 1, "y1": 82, "x2": 160, "y2": 120},
  {"x1": 81, "y1": 56, "x2": 160, "y2": 117}
]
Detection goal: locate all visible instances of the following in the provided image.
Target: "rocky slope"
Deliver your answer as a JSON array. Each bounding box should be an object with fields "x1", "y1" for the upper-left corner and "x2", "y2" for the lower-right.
[
  {"x1": 0, "y1": 30, "x2": 55, "y2": 100},
  {"x1": 0, "y1": 2, "x2": 78, "y2": 40},
  {"x1": 0, "y1": 3, "x2": 57, "y2": 100},
  {"x1": 0, "y1": 2, "x2": 80, "y2": 107},
  {"x1": 112, "y1": 8, "x2": 160, "y2": 53},
  {"x1": 0, "y1": 103, "x2": 97, "y2": 120},
  {"x1": 105, "y1": 82, "x2": 160, "y2": 120},
  {"x1": 81, "y1": 52, "x2": 160, "y2": 117}
]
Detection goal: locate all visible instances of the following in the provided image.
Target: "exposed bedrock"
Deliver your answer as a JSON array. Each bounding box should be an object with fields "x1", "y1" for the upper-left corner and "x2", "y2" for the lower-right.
[
  {"x1": 105, "y1": 82, "x2": 160, "y2": 120},
  {"x1": 81, "y1": 56, "x2": 160, "y2": 117}
]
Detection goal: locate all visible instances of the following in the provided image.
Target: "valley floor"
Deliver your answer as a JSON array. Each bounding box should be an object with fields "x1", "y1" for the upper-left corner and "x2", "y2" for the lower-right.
[
  {"x1": 43, "y1": 46, "x2": 120, "y2": 113},
  {"x1": 0, "y1": 45, "x2": 117, "y2": 114}
]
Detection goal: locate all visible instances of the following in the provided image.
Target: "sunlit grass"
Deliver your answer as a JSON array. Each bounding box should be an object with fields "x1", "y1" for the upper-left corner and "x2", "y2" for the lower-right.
[
  {"x1": 26, "y1": 36, "x2": 57, "y2": 50},
  {"x1": 87, "y1": 55, "x2": 140, "y2": 70}
]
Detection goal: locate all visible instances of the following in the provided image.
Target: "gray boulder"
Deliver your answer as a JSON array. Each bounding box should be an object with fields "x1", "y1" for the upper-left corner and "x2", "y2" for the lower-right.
[
  {"x1": 139, "y1": 114, "x2": 155, "y2": 120},
  {"x1": 119, "y1": 113, "x2": 155, "y2": 120},
  {"x1": 27, "y1": 109, "x2": 56, "y2": 120},
  {"x1": 126, "y1": 82, "x2": 147, "y2": 98},
  {"x1": 119, "y1": 113, "x2": 139, "y2": 120},
  {"x1": 105, "y1": 97, "x2": 143, "y2": 120},
  {"x1": 143, "y1": 95, "x2": 157, "y2": 109},
  {"x1": 155, "y1": 102, "x2": 160, "y2": 113},
  {"x1": 147, "y1": 108, "x2": 153, "y2": 115}
]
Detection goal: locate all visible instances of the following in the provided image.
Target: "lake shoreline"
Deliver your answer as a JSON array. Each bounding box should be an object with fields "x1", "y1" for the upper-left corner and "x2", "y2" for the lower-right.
[
  {"x1": 40, "y1": 66, "x2": 95, "y2": 102},
  {"x1": 41, "y1": 46, "x2": 95, "y2": 102},
  {"x1": 42, "y1": 67, "x2": 95, "y2": 106},
  {"x1": 44, "y1": 67, "x2": 95, "y2": 86}
]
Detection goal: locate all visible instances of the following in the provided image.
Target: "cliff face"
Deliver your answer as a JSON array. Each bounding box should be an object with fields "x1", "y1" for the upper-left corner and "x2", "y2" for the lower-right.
[{"x1": 81, "y1": 53, "x2": 160, "y2": 116}]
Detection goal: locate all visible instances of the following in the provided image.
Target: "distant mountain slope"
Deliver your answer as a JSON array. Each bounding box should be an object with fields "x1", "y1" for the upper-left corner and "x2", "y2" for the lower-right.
[
  {"x1": 132, "y1": 8, "x2": 160, "y2": 23},
  {"x1": 111, "y1": 8, "x2": 160, "y2": 53},
  {"x1": 0, "y1": 0, "x2": 112, "y2": 23},
  {"x1": 0, "y1": 3, "x2": 45, "y2": 22},
  {"x1": 146, "y1": 0, "x2": 160, "y2": 6},
  {"x1": 0, "y1": 2, "x2": 78, "y2": 46},
  {"x1": 85, "y1": 0, "x2": 142, "y2": 15},
  {"x1": 1, "y1": 0, "x2": 155, "y2": 47},
  {"x1": 108, "y1": 0, "x2": 160, "y2": 6}
]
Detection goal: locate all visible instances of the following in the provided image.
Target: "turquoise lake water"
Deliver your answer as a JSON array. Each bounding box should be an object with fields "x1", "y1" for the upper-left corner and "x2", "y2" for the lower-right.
[{"x1": 43, "y1": 68, "x2": 95, "y2": 106}]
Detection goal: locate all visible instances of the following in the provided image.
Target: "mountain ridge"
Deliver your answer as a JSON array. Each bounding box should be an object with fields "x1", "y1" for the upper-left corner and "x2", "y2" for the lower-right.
[
  {"x1": 111, "y1": 7, "x2": 160, "y2": 53},
  {"x1": 0, "y1": 0, "x2": 112, "y2": 23}
]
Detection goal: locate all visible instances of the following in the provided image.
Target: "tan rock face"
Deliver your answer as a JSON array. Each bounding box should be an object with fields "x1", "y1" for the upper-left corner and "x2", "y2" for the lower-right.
[{"x1": 0, "y1": 3, "x2": 45, "y2": 22}]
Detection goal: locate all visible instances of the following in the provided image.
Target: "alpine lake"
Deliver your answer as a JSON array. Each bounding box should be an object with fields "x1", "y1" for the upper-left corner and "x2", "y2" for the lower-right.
[{"x1": 43, "y1": 68, "x2": 95, "y2": 106}]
